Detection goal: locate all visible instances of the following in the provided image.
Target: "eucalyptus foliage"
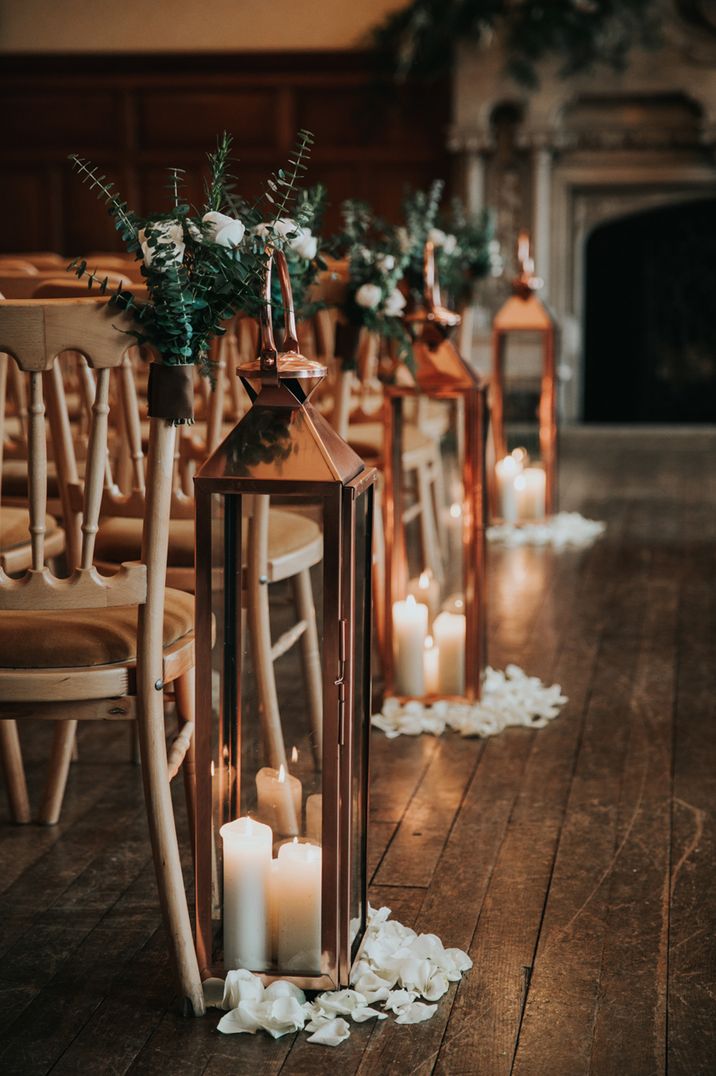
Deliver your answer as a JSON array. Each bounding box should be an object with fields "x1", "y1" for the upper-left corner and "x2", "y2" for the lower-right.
[
  {"x1": 372, "y1": 0, "x2": 660, "y2": 87},
  {"x1": 401, "y1": 181, "x2": 501, "y2": 306},
  {"x1": 68, "y1": 129, "x2": 315, "y2": 374},
  {"x1": 328, "y1": 199, "x2": 413, "y2": 364}
]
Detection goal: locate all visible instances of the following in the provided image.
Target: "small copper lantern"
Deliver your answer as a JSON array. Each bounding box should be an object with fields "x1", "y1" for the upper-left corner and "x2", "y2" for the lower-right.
[
  {"x1": 382, "y1": 241, "x2": 488, "y2": 703},
  {"x1": 194, "y1": 250, "x2": 376, "y2": 990},
  {"x1": 490, "y1": 231, "x2": 558, "y2": 520}
]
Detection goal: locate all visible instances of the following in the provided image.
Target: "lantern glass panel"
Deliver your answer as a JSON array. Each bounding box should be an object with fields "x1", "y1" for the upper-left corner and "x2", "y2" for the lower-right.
[
  {"x1": 392, "y1": 394, "x2": 469, "y2": 699},
  {"x1": 209, "y1": 490, "x2": 327, "y2": 978}
]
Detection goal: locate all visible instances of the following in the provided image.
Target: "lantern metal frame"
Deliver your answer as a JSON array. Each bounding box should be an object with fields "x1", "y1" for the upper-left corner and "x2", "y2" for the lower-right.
[
  {"x1": 383, "y1": 242, "x2": 488, "y2": 704},
  {"x1": 194, "y1": 249, "x2": 376, "y2": 991},
  {"x1": 490, "y1": 232, "x2": 558, "y2": 516}
]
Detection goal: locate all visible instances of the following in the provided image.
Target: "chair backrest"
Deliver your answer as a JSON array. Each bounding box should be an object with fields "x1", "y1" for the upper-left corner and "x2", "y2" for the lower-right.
[
  {"x1": 6, "y1": 252, "x2": 66, "y2": 271},
  {"x1": 33, "y1": 273, "x2": 132, "y2": 298},
  {"x1": 0, "y1": 298, "x2": 150, "y2": 611},
  {"x1": 0, "y1": 272, "x2": 89, "y2": 300},
  {"x1": 0, "y1": 259, "x2": 38, "y2": 275}
]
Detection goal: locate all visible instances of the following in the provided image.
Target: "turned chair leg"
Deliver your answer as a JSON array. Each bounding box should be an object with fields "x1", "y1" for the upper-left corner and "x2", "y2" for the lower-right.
[
  {"x1": 248, "y1": 497, "x2": 289, "y2": 778},
  {"x1": 293, "y1": 568, "x2": 323, "y2": 766},
  {"x1": 39, "y1": 720, "x2": 78, "y2": 825},
  {"x1": 0, "y1": 720, "x2": 31, "y2": 824},
  {"x1": 174, "y1": 668, "x2": 197, "y2": 861}
]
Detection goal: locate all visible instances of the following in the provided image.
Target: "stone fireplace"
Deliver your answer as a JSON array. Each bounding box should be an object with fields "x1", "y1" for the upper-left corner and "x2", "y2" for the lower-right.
[{"x1": 450, "y1": 3, "x2": 716, "y2": 422}]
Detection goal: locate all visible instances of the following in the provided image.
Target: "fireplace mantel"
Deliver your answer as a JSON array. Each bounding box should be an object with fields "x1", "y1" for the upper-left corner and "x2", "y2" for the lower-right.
[{"x1": 451, "y1": 4, "x2": 716, "y2": 420}]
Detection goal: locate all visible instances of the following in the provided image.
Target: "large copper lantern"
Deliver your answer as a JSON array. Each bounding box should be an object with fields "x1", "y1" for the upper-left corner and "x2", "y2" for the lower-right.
[
  {"x1": 194, "y1": 250, "x2": 376, "y2": 990},
  {"x1": 490, "y1": 231, "x2": 558, "y2": 520},
  {"x1": 382, "y1": 242, "x2": 487, "y2": 703}
]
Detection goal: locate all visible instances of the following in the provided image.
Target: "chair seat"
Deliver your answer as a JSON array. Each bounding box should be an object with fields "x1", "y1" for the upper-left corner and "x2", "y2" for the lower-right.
[
  {"x1": 2, "y1": 460, "x2": 61, "y2": 502},
  {"x1": 347, "y1": 423, "x2": 436, "y2": 468},
  {"x1": 0, "y1": 587, "x2": 194, "y2": 669},
  {"x1": 95, "y1": 510, "x2": 322, "y2": 578},
  {"x1": 1, "y1": 506, "x2": 60, "y2": 551}
]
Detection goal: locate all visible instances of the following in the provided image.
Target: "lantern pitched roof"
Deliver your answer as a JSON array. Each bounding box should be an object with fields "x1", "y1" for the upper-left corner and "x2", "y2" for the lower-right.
[
  {"x1": 197, "y1": 393, "x2": 365, "y2": 486},
  {"x1": 493, "y1": 292, "x2": 554, "y2": 332}
]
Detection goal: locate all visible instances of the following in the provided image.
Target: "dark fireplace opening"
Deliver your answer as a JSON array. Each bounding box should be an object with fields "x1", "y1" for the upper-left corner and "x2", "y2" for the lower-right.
[{"x1": 584, "y1": 198, "x2": 716, "y2": 422}]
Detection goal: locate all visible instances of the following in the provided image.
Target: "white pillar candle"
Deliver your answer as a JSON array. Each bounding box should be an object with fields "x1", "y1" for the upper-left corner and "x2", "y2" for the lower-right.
[
  {"x1": 276, "y1": 840, "x2": 322, "y2": 973},
  {"x1": 515, "y1": 466, "x2": 546, "y2": 521},
  {"x1": 442, "y1": 592, "x2": 465, "y2": 615},
  {"x1": 256, "y1": 764, "x2": 302, "y2": 837},
  {"x1": 407, "y1": 570, "x2": 441, "y2": 625},
  {"x1": 220, "y1": 816, "x2": 272, "y2": 971},
  {"x1": 268, "y1": 857, "x2": 279, "y2": 962},
  {"x1": 495, "y1": 455, "x2": 522, "y2": 523},
  {"x1": 423, "y1": 635, "x2": 440, "y2": 695},
  {"x1": 393, "y1": 594, "x2": 428, "y2": 696},
  {"x1": 305, "y1": 793, "x2": 322, "y2": 843},
  {"x1": 433, "y1": 610, "x2": 466, "y2": 696}
]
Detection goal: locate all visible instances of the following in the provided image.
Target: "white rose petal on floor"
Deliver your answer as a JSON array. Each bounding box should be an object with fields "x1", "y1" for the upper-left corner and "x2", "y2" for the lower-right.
[
  {"x1": 487, "y1": 511, "x2": 606, "y2": 549},
  {"x1": 209, "y1": 905, "x2": 472, "y2": 1046},
  {"x1": 372, "y1": 665, "x2": 568, "y2": 739}
]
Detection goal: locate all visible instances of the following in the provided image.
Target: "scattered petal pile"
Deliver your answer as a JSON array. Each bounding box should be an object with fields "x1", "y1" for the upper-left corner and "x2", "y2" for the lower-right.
[
  {"x1": 208, "y1": 905, "x2": 471, "y2": 1047},
  {"x1": 487, "y1": 512, "x2": 606, "y2": 549},
  {"x1": 372, "y1": 664, "x2": 567, "y2": 739}
]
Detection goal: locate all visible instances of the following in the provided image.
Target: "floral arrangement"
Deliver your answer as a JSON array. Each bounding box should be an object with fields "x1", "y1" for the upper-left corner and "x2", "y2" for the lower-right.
[
  {"x1": 225, "y1": 181, "x2": 327, "y2": 321},
  {"x1": 327, "y1": 199, "x2": 412, "y2": 366},
  {"x1": 68, "y1": 129, "x2": 314, "y2": 379},
  {"x1": 401, "y1": 179, "x2": 501, "y2": 308},
  {"x1": 371, "y1": 0, "x2": 660, "y2": 88}
]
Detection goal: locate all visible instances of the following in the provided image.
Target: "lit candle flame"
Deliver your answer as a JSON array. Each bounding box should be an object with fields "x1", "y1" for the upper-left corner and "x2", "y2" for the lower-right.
[
  {"x1": 425, "y1": 634, "x2": 434, "y2": 651},
  {"x1": 450, "y1": 502, "x2": 462, "y2": 519},
  {"x1": 278, "y1": 763, "x2": 286, "y2": 783},
  {"x1": 291, "y1": 745, "x2": 298, "y2": 764},
  {"x1": 210, "y1": 761, "x2": 215, "y2": 778},
  {"x1": 406, "y1": 594, "x2": 417, "y2": 608},
  {"x1": 419, "y1": 571, "x2": 431, "y2": 589}
]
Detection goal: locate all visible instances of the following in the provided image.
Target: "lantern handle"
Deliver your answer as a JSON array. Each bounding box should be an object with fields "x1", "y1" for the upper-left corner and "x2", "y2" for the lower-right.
[
  {"x1": 423, "y1": 239, "x2": 443, "y2": 314},
  {"x1": 259, "y1": 245, "x2": 300, "y2": 381}
]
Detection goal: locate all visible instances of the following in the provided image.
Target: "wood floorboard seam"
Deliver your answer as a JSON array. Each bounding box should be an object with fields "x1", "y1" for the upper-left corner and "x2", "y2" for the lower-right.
[{"x1": 508, "y1": 635, "x2": 600, "y2": 1076}]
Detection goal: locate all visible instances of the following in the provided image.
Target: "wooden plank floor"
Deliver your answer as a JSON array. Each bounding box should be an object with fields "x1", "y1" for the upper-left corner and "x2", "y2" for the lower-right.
[{"x1": 1, "y1": 427, "x2": 715, "y2": 1075}]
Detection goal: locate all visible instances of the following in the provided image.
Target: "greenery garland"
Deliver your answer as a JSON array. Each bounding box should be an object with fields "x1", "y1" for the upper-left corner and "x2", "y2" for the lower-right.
[{"x1": 372, "y1": 0, "x2": 660, "y2": 87}]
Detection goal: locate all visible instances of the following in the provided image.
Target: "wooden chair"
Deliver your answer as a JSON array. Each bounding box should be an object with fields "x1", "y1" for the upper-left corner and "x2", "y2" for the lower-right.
[
  {"x1": 5, "y1": 252, "x2": 66, "y2": 271},
  {"x1": 0, "y1": 297, "x2": 204, "y2": 1017},
  {"x1": 0, "y1": 259, "x2": 38, "y2": 274}
]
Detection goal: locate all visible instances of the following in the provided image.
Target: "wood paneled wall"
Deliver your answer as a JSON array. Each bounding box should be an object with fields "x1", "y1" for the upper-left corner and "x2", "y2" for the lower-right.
[{"x1": 0, "y1": 52, "x2": 451, "y2": 255}]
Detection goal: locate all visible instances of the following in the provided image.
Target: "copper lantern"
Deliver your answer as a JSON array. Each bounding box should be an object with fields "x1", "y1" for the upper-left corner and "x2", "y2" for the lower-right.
[
  {"x1": 194, "y1": 250, "x2": 376, "y2": 990},
  {"x1": 382, "y1": 242, "x2": 488, "y2": 703},
  {"x1": 490, "y1": 231, "x2": 558, "y2": 521}
]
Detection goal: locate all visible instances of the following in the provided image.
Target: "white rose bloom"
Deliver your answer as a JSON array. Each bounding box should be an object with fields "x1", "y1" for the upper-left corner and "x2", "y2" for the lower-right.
[
  {"x1": 289, "y1": 228, "x2": 318, "y2": 260},
  {"x1": 383, "y1": 288, "x2": 406, "y2": 317},
  {"x1": 442, "y1": 234, "x2": 458, "y2": 255},
  {"x1": 139, "y1": 219, "x2": 185, "y2": 270},
  {"x1": 202, "y1": 210, "x2": 246, "y2": 249},
  {"x1": 273, "y1": 217, "x2": 299, "y2": 238},
  {"x1": 355, "y1": 283, "x2": 382, "y2": 309},
  {"x1": 428, "y1": 227, "x2": 447, "y2": 248},
  {"x1": 377, "y1": 253, "x2": 396, "y2": 272}
]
